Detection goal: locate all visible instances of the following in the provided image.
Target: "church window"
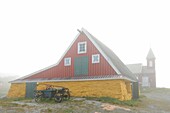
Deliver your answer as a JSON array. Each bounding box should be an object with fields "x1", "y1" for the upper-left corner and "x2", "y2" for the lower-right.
[
  {"x1": 149, "y1": 61, "x2": 153, "y2": 67},
  {"x1": 142, "y1": 76, "x2": 150, "y2": 87}
]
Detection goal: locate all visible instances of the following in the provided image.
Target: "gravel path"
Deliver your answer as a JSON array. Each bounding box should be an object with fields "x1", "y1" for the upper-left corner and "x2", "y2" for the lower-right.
[{"x1": 131, "y1": 88, "x2": 170, "y2": 113}]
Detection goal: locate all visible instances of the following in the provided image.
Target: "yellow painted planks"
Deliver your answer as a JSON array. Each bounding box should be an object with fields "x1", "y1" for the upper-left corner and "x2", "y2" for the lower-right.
[
  {"x1": 7, "y1": 80, "x2": 132, "y2": 100},
  {"x1": 7, "y1": 83, "x2": 26, "y2": 98},
  {"x1": 38, "y1": 80, "x2": 132, "y2": 100}
]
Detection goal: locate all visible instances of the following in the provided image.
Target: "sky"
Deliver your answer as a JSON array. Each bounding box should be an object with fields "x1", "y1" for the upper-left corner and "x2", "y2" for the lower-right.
[{"x1": 0, "y1": 0, "x2": 170, "y2": 88}]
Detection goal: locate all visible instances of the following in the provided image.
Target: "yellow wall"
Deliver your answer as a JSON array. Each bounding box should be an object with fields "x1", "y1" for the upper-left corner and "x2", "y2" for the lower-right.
[
  {"x1": 7, "y1": 80, "x2": 132, "y2": 100},
  {"x1": 38, "y1": 80, "x2": 132, "y2": 100},
  {"x1": 7, "y1": 83, "x2": 26, "y2": 98}
]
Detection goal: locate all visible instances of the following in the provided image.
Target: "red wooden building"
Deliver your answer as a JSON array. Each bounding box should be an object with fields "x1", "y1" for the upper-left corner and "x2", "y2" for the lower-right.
[{"x1": 8, "y1": 28, "x2": 138, "y2": 100}]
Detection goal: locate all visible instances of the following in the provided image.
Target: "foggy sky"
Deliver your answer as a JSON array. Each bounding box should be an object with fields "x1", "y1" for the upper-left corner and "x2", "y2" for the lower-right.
[{"x1": 0, "y1": 0, "x2": 170, "y2": 88}]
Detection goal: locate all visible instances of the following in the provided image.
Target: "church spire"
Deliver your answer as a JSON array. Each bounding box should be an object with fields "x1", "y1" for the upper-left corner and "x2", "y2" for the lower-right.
[{"x1": 146, "y1": 48, "x2": 155, "y2": 59}]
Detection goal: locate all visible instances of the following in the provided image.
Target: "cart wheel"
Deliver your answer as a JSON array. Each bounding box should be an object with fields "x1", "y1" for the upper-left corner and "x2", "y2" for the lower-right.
[
  {"x1": 55, "y1": 93, "x2": 63, "y2": 103},
  {"x1": 55, "y1": 95, "x2": 62, "y2": 103},
  {"x1": 35, "y1": 95, "x2": 42, "y2": 103},
  {"x1": 64, "y1": 92, "x2": 70, "y2": 100}
]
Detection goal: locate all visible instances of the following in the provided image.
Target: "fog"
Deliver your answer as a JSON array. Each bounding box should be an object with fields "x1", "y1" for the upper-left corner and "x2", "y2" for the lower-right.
[{"x1": 0, "y1": 0, "x2": 170, "y2": 88}]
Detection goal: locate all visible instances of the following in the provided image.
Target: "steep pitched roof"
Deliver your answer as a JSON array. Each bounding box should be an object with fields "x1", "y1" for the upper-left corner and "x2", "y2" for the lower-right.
[
  {"x1": 82, "y1": 28, "x2": 137, "y2": 81},
  {"x1": 10, "y1": 28, "x2": 137, "y2": 83},
  {"x1": 126, "y1": 63, "x2": 142, "y2": 74},
  {"x1": 146, "y1": 48, "x2": 155, "y2": 59}
]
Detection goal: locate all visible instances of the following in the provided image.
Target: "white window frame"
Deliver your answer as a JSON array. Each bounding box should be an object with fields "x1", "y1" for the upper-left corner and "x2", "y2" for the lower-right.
[
  {"x1": 78, "y1": 41, "x2": 87, "y2": 54},
  {"x1": 92, "y1": 54, "x2": 100, "y2": 64},
  {"x1": 64, "y1": 57, "x2": 71, "y2": 66}
]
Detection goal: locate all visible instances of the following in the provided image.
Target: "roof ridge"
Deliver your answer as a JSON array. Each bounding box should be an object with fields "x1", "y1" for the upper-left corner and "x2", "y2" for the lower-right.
[
  {"x1": 81, "y1": 28, "x2": 121, "y2": 75},
  {"x1": 82, "y1": 28, "x2": 137, "y2": 81}
]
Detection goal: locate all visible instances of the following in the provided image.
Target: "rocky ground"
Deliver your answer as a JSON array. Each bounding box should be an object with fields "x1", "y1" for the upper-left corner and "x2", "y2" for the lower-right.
[{"x1": 0, "y1": 88, "x2": 170, "y2": 113}]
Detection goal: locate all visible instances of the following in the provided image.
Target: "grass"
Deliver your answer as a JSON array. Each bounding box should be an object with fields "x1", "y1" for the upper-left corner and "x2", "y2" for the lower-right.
[
  {"x1": 0, "y1": 97, "x2": 32, "y2": 102},
  {"x1": 40, "y1": 108, "x2": 53, "y2": 113},
  {"x1": 0, "y1": 99, "x2": 19, "y2": 107},
  {"x1": 39, "y1": 98, "x2": 56, "y2": 104},
  {"x1": 85, "y1": 97, "x2": 140, "y2": 107},
  {"x1": 64, "y1": 109, "x2": 74, "y2": 113},
  {"x1": 1, "y1": 95, "x2": 140, "y2": 107},
  {"x1": 1, "y1": 102, "x2": 19, "y2": 107}
]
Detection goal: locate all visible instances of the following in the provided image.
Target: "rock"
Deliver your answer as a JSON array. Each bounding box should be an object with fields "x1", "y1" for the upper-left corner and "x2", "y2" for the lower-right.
[
  {"x1": 84, "y1": 100, "x2": 102, "y2": 106},
  {"x1": 72, "y1": 98, "x2": 86, "y2": 101}
]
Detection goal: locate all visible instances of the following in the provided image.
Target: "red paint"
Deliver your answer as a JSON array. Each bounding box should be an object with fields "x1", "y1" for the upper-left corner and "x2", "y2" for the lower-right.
[{"x1": 26, "y1": 32, "x2": 116, "y2": 80}]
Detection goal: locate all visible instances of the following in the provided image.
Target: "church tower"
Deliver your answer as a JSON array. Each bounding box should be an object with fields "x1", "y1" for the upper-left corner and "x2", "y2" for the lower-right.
[
  {"x1": 146, "y1": 48, "x2": 156, "y2": 88},
  {"x1": 146, "y1": 48, "x2": 156, "y2": 69}
]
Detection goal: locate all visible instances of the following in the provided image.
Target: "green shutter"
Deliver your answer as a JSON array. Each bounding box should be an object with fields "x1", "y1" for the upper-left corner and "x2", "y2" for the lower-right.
[
  {"x1": 74, "y1": 56, "x2": 88, "y2": 76},
  {"x1": 81, "y1": 56, "x2": 88, "y2": 75},
  {"x1": 26, "y1": 82, "x2": 37, "y2": 98},
  {"x1": 74, "y1": 57, "x2": 82, "y2": 75}
]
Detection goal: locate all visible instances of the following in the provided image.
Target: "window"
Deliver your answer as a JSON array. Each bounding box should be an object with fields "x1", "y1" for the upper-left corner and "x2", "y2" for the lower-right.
[
  {"x1": 92, "y1": 54, "x2": 100, "y2": 64},
  {"x1": 142, "y1": 76, "x2": 150, "y2": 87},
  {"x1": 78, "y1": 42, "x2": 87, "y2": 54},
  {"x1": 149, "y1": 61, "x2": 152, "y2": 67},
  {"x1": 64, "y1": 57, "x2": 71, "y2": 66}
]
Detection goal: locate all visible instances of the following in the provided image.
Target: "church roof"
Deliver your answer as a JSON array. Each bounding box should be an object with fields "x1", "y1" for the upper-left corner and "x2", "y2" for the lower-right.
[
  {"x1": 142, "y1": 66, "x2": 155, "y2": 73},
  {"x1": 126, "y1": 63, "x2": 142, "y2": 74},
  {"x1": 146, "y1": 48, "x2": 155, "y2": 59}
]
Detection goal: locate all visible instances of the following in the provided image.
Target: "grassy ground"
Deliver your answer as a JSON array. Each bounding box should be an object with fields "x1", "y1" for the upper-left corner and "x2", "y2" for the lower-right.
[
  {"x1": 0, "y1": 88, "x2": 170, "y2": 113},
  {"x1": 0, "y1": 98, "x2": 133, "y2": 113}
]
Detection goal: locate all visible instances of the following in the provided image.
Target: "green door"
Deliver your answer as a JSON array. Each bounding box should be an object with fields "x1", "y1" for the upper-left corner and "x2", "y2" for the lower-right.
[
  {"x1": 132, "y1": 82, "x2": 139, "y2": 99},
  {"x1": 26, "y1": 82, "x2": 37, "y2": 98},
  {"x1": 74, "y1": 56, "x2": 88, "y2": 76}
]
